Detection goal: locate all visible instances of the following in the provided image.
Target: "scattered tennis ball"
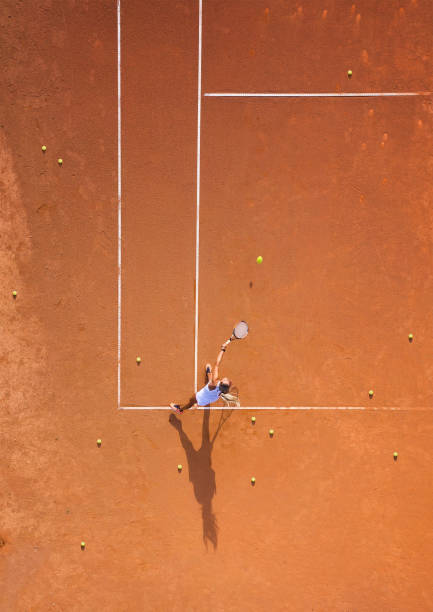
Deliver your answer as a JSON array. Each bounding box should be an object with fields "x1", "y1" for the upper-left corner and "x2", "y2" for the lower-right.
[
  {"x1": 80, "y1": 541, "x2": 86, "y2": 550},
  {"x1": 97, "y1": 438, "x2": 102, "y2": 447},
  {"x1": 408, "y1": 333, "x2": 413, "y2": 341},
  {"x1": 251, "y1": 477, "x2": 256, "y2": 484},
  {"x1": 177, "y1": 464, "x2": 183, "y2": 472},
  {"x1": 41, "y1": 145, "x2": 47, "y2": 152},
  {"x1": 251, "y1": 416, "x2": 256, "y2": 424},
  {"x1": 368, "y1": 389, "x2": 374, "y2": 398},
  {"x1": 136, "y1": 356, "x2": 141, "y2": 364},
  {"x1": 12, "y1": 290, "x2": 17, "y2": 298},
  {"x1": 256, "y1": 255, "x2": 263, "y2": 264},
  {"x1": 269, "y1": 429, "x2": 274, "y2": 437},
  {"x1": 57, "y1": 158, "x2": 63, "y2": 165},
  {"x1": 393, "y1": 452, "x2": 398, "y2": 460},
  {"x1": 347, "y1": 69, "x2": 353, "y2": 78}
]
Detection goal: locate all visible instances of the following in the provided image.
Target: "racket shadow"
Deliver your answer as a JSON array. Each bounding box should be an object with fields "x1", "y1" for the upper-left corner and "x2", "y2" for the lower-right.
[{"x1": 169, "y1": 408, "x2": 233, "y2": 550}]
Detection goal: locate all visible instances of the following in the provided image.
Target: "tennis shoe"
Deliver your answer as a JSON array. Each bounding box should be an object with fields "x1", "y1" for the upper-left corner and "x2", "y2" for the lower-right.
[{"x1": 170, "y1": 403, "x2": 183, "y2": 414}]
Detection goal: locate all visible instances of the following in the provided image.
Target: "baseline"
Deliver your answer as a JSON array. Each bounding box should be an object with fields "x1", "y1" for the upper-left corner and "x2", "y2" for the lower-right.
[{"x1": 118, "y1": 406, "x2": 433, "y2": 411}]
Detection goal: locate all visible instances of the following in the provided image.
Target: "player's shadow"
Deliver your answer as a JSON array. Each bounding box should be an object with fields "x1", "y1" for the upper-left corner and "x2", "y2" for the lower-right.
[{"x1": 169, "y1": 408, "x2": 232, "y2": 550}]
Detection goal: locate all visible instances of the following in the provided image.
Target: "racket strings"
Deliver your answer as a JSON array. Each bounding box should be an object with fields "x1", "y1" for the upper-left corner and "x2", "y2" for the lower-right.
[{"x1": 233, "y1": 321, "x2": 248, "y2": 339}]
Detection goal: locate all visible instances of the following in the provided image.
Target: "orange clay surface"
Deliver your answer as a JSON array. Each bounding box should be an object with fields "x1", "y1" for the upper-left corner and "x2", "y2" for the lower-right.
[{"x1": 1, "y1": 1, "x2": 433, "y2": 610}]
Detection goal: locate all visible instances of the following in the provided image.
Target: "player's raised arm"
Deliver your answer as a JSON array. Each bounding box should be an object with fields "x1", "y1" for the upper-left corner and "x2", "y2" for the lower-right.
[{"x1": 211, "y1": 340, "x2": 230, "y2": 384}]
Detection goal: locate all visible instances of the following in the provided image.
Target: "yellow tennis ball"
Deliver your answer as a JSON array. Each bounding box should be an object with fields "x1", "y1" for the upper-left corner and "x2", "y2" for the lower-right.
[
  {"x1": 256, "y1": 256, "x2": 263, "y2": 264},
  {"x1": 57, "y1": 158, "x2": 63, "y2": 165},
  {"x1": 41, "y1": 145, "x2": 47, "y2": 152},
  {"x1": 97, "y1": 439, "x2": 102, "y2": 446},
  {"x1": 80, "y1": 541, "x2": 86, "y2": 549},
  {"x1": 12, "y1": 290, "x2": 17, "y2": 297},
  {"x1": 251, "y1": 477, "x2": 256, "y2": 484},
  {"x1": 177, "y1": 464, "x2": 183, "y2": 471},
  {"x1": 347, "y1": 69, "x2": 353, "y2": 77},
  {"x1": 251, "y1": 416, "x2": 256, "y2": 423},
  {"x1": 368, "y1": 389, "x2": 374, "y2": 397},
  {"x1": 408, "y1": 333, "x2": 413, "y2": 341},
  {"x1": 136, "y1": 356, "x2": 141, "y2": 364}
]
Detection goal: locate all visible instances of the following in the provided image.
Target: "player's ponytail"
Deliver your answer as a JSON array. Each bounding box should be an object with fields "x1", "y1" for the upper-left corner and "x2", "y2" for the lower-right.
[{"x1": 220, "y1": 386, "x2": 240, "y2": 407}]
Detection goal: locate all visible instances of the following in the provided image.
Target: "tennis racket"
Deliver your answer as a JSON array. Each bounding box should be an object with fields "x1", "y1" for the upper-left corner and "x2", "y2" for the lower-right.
[{"x1": 227, "y1": 320, "x2": 249, "y2": 343}]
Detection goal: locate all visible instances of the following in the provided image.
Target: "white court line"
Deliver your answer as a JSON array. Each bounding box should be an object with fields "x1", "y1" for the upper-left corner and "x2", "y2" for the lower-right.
[
  {"x1": 205, "y1": 92, "x2": 430, "y2": 98},
  {"x1": 117, "y1": 0, "x2": 122, "y2": 409},
  {"x1": 118, "y1": 406, "x2": 433, "y2": 411},
  {"x1": 194, "y1": 0, "x2": 203, "y2": 393},
  {"x1": 120, "y1": 406, "x2": 365, "y2": 410}
]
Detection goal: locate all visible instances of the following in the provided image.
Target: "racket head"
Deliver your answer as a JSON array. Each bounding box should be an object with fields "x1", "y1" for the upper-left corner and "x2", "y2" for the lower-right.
[{"x1": 232, "y1": 320, "x2": 249, "y2": 339}]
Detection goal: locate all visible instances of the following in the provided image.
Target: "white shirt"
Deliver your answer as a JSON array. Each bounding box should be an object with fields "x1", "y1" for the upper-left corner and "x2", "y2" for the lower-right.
[{"x1": 195, "y1": 383, "x2": 221, "y2": 407}]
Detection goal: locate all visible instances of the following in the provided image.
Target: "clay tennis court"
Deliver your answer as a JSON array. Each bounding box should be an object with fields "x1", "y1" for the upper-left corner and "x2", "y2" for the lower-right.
[{"x1": 2, "y1": 1, "x2": 433, "y2": 610}]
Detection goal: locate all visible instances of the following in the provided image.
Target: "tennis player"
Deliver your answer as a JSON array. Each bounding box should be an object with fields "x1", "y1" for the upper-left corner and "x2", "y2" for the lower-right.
[{"x1": 170, "y1": 340, "x2": 233, "y2": 414}]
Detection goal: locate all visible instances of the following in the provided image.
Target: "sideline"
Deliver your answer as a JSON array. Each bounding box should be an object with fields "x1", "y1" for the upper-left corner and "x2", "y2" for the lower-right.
[
  {"x1": 194, "y1": 0, "x2": 203, "y2": 393},
  {"x1": 117, "y1": 0, "x2": 122, "y2": 408}
]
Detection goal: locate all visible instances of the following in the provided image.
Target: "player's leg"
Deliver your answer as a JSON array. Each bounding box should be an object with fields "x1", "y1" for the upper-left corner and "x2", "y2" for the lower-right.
[
  {"x1": 170, "y1": 364, "x2": 211, "y2": 413},
  {"x1": 170, "y1": 395, "x2": 197, "y2": 414}
]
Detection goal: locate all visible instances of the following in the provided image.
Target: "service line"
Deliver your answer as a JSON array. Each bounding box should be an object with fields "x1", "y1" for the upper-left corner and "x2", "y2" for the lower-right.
[{"x1": 205, "y1": 92, "x2": 430, "y2": 98}]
